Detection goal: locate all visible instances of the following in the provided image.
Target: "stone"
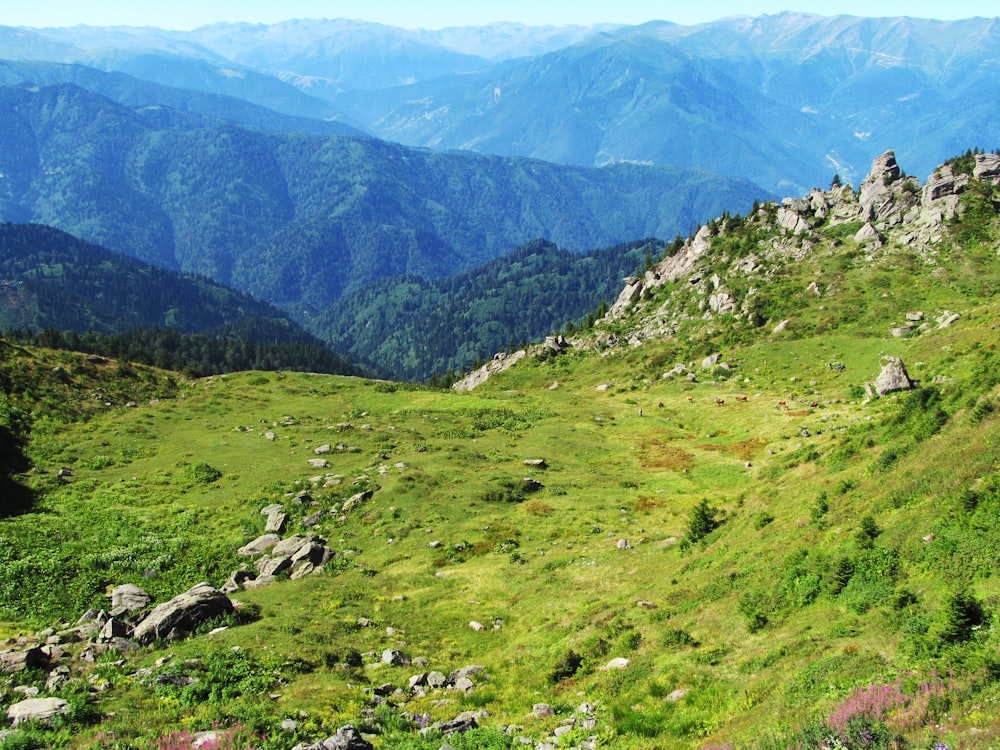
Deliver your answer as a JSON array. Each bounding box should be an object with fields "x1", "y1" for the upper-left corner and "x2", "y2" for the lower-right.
[
  {"x1": 109, "y1": 583, "x2": 151, "y2": 611},
  {"x1": 298, "y1": 725, "x2": 374, "y2": 750},
  {"x1": 241, "y1": 574, "x2": 277, "y2": 589},
  {"x1": 264, "y1": 511, "x2": 287, "y2": 534},
  {"x1": 7, "y1": 697, "x2": 70, "y2": 726},
  {"x1": 308, "y1": 458, "x2": 330, "y2": 469},
  {"x1": 523, "y1": 459, "x2": 547, "y2": 469},
  {"x1": 602, "y1": 657, "x2": 630, "y2": 670},
  {"x1": 874, "y1": 357, "x2": 914, "y2": 396},
  {"x1": 533, "y1": 703, "x2": 555, "y2": 718},
  {"x1": 381, "y1": 649, "x2": 411, "y2": 667},
  {"x1": 468, "y1": 621, "x2": 485, "y2": 632},
  {"x1": 237, "y1": 534, "x2": 280, "y2": 556},
  {"x1": 0, "y1": 647, "x2": 48, "y2": 674},
  {"x1": 422, "y1": 712, "x2": 479, "y2": 736},
  {"x1": 272, "y1": 535, "x2": 316, "y2": 557},
  {"x1": 258, "y1": 556, "x2": 292, "y2": 577},
  {"x1": 427, "y1": 671, "x2": 448, "y2": 688},
  {"x1": 314, "y1": 444, "x2": 332, "y2": 455},
  {"x1": 132, "y1": 583, "x2": 234, "y2": 645},
  {"x1": 342, "y1": 490, "x2": 373, "y2": 513},
  {"x1": 854, "y1": 222, "x2": 882, "y2": 244}
]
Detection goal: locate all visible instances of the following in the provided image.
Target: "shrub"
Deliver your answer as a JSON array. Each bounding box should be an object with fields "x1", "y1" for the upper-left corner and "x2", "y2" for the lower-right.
[
  {"x1": 548, "y1": 649, "x2": 583, "y2": 683},
  {"x1": 687, "y1": 498, "x2": 719, "y2": 542},
  {"x1": 933, "y1": 589, "x2": 985, "y2": 645}
]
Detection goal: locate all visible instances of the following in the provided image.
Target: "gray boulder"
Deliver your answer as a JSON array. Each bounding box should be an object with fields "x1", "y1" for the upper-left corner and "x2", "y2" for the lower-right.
[
  {"x1": 296, "y1": 725, "x2": 374, "y2": 750},
  {"x1": 237, "y1": 534, "x2": 280, "y2": 556},
  {"x1": 0, "y1": 647, "x2": 48, "y2": 674},
  {"x1": 132, "y1": 583, "x2": 234, "y2": 645},
  {"x1": 109, "y1": 584, "x2": 151, "y2": 611},
  {"x1": 7, "y1": 697, "x2": 70, "y2": 726},
  {"x1": 874, "y1": 357, "x2": 914, "y2": 396}
]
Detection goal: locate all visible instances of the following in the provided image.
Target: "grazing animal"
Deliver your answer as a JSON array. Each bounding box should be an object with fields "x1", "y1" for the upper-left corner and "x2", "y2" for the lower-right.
[
  {"x1": 735, "y1": 395, "x2": 748, "y2": 402},
  {"x1": 809, "y1": 401, "x2": 820, "y2": 408},
  {"x1": 776, "y1": 401, "x2": 788, "y2": 410},
  {"x1": 686, "y1": 396, "x2": 694, "y2": 403},
  {"x1": 715, "y1": 398, "x2": 725, "y2": 406}
]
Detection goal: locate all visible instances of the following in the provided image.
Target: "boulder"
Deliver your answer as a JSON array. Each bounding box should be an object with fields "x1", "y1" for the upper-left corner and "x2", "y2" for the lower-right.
[
  {"x1": 132, "y1": 583, "x2": 234, "y2": 645},
  {"x1": 264, "y1": 511, "x2": 287, "y2": 534},
  {"x1": 258, "y1": 556, "x2": 292, "y2": 577},
  {"x1": 296, "y1": 725, "x2": 374, "y2": 750},
  {"x1": 236, "y1": 534, "x2": 280, "y2": 556},
  {"x1": 7, "y1": 697, "x2": 70, "y2": 726},
  {"x1": 421, "y1": 712, "x2": 479, "y2": 736},
  {"x1": 342, "y1": 490, "x2": 373, "y2": 513},
  {"x1": 874, "y1": 357, "x2": 914, "y2": 396},
  {"x1": 0, "y1": 647, "x2": 48, "y2": 674},
  {"x1": 109, "y1": 583, "x2": 151, "y2": 611},
  {"x1": 273, "y1": 535, "x2": 324, "y2": 558},
  {"x1": 381, "y1": 649, "x2": 411, "y2": 667}
]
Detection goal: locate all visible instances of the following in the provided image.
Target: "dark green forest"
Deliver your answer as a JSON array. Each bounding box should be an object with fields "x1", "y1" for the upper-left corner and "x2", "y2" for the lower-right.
[
  {"x1": 0, "y1": 223, "x2": 366, "y2": 377},
  {"x1": 315, "y1": 238, "x2": 665, "y2": 381}
]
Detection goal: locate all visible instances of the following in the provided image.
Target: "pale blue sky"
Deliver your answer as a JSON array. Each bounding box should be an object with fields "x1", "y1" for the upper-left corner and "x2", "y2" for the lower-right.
[{"x1": 3, "y1": 0, "x2": 997, "y2": 30}]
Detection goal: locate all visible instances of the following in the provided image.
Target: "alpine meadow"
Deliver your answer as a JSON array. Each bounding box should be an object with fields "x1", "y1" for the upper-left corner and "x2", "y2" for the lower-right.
[{"x1": 2, "y1": 11, "x2": 1000, "y2": 750}]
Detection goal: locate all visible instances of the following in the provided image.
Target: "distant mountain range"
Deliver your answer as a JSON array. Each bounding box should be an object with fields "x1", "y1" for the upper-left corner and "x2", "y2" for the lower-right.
[{"x1": 6, "y1": 14, "x2": 999, "y2": 193}]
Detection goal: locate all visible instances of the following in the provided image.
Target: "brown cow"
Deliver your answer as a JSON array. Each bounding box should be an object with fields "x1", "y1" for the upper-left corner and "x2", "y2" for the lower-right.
[
  {"x1": 715, "y1": 398, "x2": 725, "y2": 406},
  {"x1": 735, "y1": 395, "x2": 748, "y2": 402},
  {"x1": 776, "y1": 401, "x2": 788, "y2": 410}
]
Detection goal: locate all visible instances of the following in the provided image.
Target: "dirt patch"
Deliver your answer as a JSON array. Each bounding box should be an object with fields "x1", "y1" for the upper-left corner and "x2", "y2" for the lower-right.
[
  {"x1": 641, "y1": 444, "x2": 695, "y2": 471},
  {"x1": 695, "y1": 438, "x2": 765, "y2": 461},
  {"x1": 635, "y1": 496, "x2": 664, "y2": 511},
  {"x1": 785, "y1": 410, "x2": 810, "y2": 417}
]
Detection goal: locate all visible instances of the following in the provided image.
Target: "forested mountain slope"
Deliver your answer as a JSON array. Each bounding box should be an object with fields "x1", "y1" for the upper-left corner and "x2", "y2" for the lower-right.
[{"x1": 0, "y1": 82, "x2": 764, "y2": 318}]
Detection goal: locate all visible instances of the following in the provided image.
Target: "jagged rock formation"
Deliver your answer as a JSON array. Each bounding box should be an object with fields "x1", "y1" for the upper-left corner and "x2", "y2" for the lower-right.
[
  {"x1": 453, "y1": 149, "x2": 998, "y2": 392},
  {"x1": 599, "y1": 150, "x2": 1000, "y2": 345}
]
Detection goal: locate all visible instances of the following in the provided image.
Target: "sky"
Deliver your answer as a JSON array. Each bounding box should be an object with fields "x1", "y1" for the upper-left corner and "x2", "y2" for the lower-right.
[{"x1": 2, "y1": 0, "x2": 997, "y2": 31}]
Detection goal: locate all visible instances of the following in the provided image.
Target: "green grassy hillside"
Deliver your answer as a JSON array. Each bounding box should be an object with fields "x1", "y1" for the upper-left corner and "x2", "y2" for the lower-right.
[{"x1": 0, "y1": 152, "x2": 999, "y2": 750}]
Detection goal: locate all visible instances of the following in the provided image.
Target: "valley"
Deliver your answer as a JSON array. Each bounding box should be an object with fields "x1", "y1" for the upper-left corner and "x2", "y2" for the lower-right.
[{"x1": 1, "y1": 150, "x2": 999, "y2": 749}]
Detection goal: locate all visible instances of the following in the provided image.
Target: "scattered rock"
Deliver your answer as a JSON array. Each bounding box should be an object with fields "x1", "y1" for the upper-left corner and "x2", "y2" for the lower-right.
[{"x1": 602, "y1": 657, "x2": 630, "y2": 670}]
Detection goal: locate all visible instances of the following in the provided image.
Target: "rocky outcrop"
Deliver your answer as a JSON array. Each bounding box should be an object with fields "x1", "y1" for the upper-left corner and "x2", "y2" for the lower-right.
[
  {"x1": 132, "y1": 583, "x2": 234, "y2": 645},
  {"x1": 452, "y1": 349, "x2": 528, "y2": 392}
]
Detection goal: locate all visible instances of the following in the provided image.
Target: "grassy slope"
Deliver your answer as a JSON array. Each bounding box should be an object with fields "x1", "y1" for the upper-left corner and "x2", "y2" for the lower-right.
[{"x1": 1, "y1": 193, "x2": 1000, "y2": 749}]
